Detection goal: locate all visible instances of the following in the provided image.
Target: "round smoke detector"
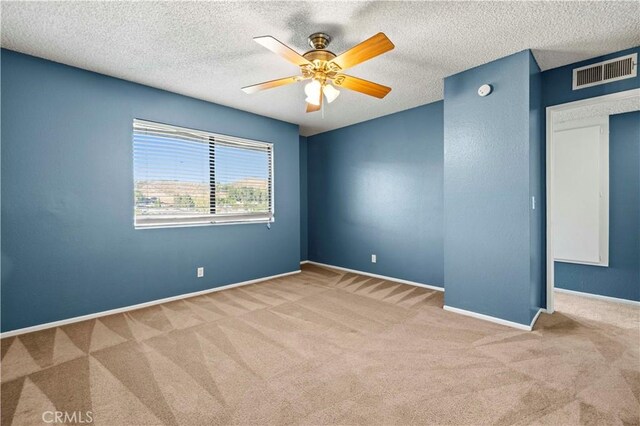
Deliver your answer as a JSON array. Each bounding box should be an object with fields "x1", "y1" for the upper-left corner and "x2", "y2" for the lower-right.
[{"x1": 478, "y1": 84, "x2": 493, "y2": 97}]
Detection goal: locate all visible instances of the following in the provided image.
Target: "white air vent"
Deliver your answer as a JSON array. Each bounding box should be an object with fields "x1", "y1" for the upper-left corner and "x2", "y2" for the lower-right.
[{"x1": 572, "y1": 53, "x2": 637, "y2": 90}]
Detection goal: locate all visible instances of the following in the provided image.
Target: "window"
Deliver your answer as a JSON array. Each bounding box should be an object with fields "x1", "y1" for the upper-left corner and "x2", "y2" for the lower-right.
[{"x1": 133, "y1": 119, "x2": 273, "y2": 228}]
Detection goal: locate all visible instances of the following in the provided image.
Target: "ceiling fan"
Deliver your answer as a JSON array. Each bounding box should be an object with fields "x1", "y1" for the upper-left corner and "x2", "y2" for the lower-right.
[{"x1": 242, "y1": 32, "x2": 394, "y2": 112}]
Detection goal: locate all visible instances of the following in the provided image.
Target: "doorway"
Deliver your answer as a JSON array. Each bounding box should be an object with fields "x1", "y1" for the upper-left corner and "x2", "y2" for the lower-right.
[{"x1": 545, "y1": 88, "x2": 640, "y2": 313}]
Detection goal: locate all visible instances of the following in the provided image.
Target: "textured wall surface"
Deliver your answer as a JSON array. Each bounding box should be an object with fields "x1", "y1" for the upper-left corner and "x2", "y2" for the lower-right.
[
  {"x1": 529, "y1": 51, "x2": 545, "y2": 320},
  {"x1": 542, "y1": 46, "x2": 640, "y2": 302},
  {"x1": 443, "y1": 50, "x2": 542, "y2": 326},
  {"x1": 300, "y1": 136, "x2": 308, "y2": 261},
  {"x1": 554, "y1": 112, "x2": 639, "y2": 301},
  {"x1": 307, "y1": 102, "x2": 444, "y2": 287},
  {"x1": 1, "y1": 49, "x2": 300, "y2": 332},
  {"x1": 3, "y1": 44, "x2": 638, "y2": 334}
]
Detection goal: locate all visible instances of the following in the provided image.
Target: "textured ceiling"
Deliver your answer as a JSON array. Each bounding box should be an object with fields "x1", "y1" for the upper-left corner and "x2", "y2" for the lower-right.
[{"x1": 2, "y1": 1, "x2": 639, "y2": 136}]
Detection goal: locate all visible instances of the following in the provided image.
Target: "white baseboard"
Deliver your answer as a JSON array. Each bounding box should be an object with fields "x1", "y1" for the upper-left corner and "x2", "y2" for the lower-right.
[
  {"x1": 555, "y1": 287, "x2": 640, "y2": 307},
  {"x1": 0, "y1": 270, "x2": 301, "y2": 338},
  {"x1": 530, "y1": 307, "x2": 543, "y2": 329},
  {"x1": 443, "y1": 305, "x2": 543, "y2": 331},
  {"x1": 301, "y1": 260, "x2": 444, "y2": 292},
  {"x1": 300, "y1": 261, "x2": 550, "y2": 330}
]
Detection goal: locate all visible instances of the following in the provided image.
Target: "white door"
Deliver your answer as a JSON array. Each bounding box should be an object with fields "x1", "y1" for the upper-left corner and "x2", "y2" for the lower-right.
[{"x1": 552, "y1": 117, "x2": 609, "y2": 266}]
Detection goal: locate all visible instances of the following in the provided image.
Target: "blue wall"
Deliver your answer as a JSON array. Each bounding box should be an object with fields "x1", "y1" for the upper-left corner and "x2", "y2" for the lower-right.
[
  {"x1": 3, "y1": 45, "x2": 638, "y2": 332},
  {"x1": 1, "y1": 49, "x2": 301, "y2": 332},
  {"x1": 529, "y1": 52, "x2": 545, "y2": 318},
  {"x1": 443, "y1": 50, "x2": 543, "y2": 326},
  {"x1": 554, "y1": 112, "x2": 639, "y2": 301},
  {"x1": 542, "y1": 46, "x2": 640, "y2": 302},
  {"x1": 300, "y1": 136, "x2": 308, "y2": 261},
  {"x1": 307, "y1": 102, "x2": 444, "y2": 287}
]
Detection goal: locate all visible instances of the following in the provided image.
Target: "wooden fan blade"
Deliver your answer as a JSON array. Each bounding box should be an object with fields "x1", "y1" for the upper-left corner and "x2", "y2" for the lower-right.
[
  {"x1": 306, "y1": 87, "x2": 323, "y2": 113},
  {"x1": 242, "y1": 76, "x2": 303, "y2": 94},
  {"x1": 329, "y1": 33, "x2": 394, "y2": 71},
  {"x1": 306, "y1": 102, "x2": 321, "y2": 113},
  {"x1": 332, "y1": 74, "x2": 391, "y2": 98},
  {"x1": 254, "y1": 36, "x2": 313, "y2": 67}
]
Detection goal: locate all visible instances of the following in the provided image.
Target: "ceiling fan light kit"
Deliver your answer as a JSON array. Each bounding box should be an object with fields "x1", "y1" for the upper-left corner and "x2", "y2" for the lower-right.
[
  {"x1": 304, "y1": 79, "x2": 322, "y2": 105},
  {"x1": 323, "y1": 83, "x2": 340, "y2": 103},
  {"x1": 242, "y1": 32, "x2": 395, "y2": 113}
]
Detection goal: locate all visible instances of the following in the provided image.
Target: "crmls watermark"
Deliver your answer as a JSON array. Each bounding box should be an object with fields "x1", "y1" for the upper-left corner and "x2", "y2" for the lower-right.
[{"x1": 42, "y1": 411, "x2": 94, "y2": 424}]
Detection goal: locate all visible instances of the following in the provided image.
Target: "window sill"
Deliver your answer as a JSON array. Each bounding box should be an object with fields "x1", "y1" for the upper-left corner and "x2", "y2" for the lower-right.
[{"x1": 135, "y1": 217, "x2": 275, "y2": 230}]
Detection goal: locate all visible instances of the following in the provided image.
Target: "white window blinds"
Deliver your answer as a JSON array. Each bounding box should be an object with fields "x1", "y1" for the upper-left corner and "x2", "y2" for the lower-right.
[{"x1": 133, "y1": 119, "x2": 273, "y2": 228}]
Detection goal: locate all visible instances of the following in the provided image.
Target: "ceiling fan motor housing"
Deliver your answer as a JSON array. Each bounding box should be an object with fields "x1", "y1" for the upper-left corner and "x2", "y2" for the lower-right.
[
  {"x1": 302, "y1": 49, "x2": 337, "y2": 64},
  {"x1": 303, "y1": 33, "x2": 340, "y2": 74}
]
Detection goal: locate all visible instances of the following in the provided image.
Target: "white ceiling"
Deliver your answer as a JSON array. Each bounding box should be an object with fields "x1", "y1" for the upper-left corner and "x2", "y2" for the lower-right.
[{"x1": 1, "y1": 1, "x2": 639, "y2": 136}]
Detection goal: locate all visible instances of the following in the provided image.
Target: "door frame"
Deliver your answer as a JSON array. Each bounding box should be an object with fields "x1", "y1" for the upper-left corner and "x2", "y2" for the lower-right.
[{"x1": 545, "y1": 88, "x2": 640, "y2": 313}]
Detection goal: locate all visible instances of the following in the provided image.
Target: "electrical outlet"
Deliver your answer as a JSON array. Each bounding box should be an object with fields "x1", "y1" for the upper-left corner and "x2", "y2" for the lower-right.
[
  {"x1": 371, "y1": 254, "x2": 377, "y2": 264},
  {"x1": 197, "y1": 267, "x2": 204, "y2": 278}
]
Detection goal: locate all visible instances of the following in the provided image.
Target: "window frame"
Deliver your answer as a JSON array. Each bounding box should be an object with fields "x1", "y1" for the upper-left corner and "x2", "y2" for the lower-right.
[{"x1": 132, "y1": 119, "x2": 275, "y2": 229}]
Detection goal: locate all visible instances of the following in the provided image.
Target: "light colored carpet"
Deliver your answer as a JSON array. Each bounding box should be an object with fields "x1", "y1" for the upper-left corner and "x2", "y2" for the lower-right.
[{"x1": 1, "y1": 264, "x2": 638, "y2": 425}]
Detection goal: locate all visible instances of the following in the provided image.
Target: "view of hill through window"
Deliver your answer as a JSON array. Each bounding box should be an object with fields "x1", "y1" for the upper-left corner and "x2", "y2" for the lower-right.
[{"x1": 134, "y1": 133, "x2": 270, "y2": 219}]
